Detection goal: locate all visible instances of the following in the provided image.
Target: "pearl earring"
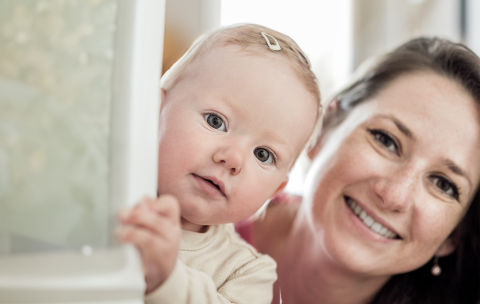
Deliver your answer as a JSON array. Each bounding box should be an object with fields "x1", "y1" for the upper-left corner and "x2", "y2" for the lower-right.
[{"x1": 431, "y1": 256, "x2": 441, "y2": 276}]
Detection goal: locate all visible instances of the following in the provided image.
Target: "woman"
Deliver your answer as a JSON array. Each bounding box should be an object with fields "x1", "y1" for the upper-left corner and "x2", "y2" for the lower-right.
[{"x1": 238, "y1": 37, "x2": 480, "y2": 303}]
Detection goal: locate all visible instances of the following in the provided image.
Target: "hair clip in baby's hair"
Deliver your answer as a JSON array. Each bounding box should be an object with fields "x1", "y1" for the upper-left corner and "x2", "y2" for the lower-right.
[{"x1": 261, "y1": 32, "x2": 281, "y2": 51}]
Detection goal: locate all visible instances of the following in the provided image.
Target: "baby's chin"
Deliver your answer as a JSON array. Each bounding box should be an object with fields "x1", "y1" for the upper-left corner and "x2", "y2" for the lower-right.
[{"x1": 181, "y1": 211, "x2": 256, "y2": 228}]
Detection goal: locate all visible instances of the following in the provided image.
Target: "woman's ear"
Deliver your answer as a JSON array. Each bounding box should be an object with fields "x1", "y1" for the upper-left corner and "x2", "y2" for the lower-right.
[
  {"x1": 436, "y1": 237, "x2": 457, "y2": 257},
  {"x1": 326, "y1": 97, "x2": 339, "y2": 114}
]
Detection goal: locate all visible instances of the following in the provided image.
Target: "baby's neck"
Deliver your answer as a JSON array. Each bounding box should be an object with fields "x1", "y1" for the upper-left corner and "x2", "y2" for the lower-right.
[{"x1": 181, "y1": 217, "x2": 209, "y2": 233}]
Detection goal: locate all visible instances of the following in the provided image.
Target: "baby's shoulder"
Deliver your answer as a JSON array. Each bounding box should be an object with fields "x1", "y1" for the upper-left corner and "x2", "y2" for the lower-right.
[
  {"x1": 214, "y1": 224, "x2": 275, "y2": 267},
  {"x1": 221, "y1": 224, "x2": 277, "y2": 277}
]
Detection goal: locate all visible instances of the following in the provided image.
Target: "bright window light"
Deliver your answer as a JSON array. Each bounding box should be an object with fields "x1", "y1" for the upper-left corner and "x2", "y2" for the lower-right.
[
  {"x1": 221, "y1": 0, "x2": 353, "y2": 194},
  {"x1": 221, "y1": 0, "x2": 353, "y2": 97}
]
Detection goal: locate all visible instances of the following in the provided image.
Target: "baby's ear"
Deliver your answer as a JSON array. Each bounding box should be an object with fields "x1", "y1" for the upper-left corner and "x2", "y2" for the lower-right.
[
  {"x1": 272, "y1": 177, "x2": 289, "y2": 197},
  {"x1": 307, "y1": 98, "x2": 339, "y2": 160},
  {"x1": 307, "y1": 130, "x2": 329, "y2": 160},
  {"x1": 307, "y1": 139, "x2": 322, "y2": 160},
  {"x1": 160, "y1": 88, "x2": 166, "y2": 103},
  {"x1": 160, "y1": 88, "x2": 167, "y2": 113}
]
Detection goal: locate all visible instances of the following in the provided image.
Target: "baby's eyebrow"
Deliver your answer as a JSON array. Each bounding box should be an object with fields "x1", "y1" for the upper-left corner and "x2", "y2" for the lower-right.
[{"x1": 266, "y1": 133, "x2": 294, "y2": 163}]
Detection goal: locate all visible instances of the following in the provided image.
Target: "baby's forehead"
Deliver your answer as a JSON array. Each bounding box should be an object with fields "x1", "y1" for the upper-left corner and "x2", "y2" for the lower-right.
[
  {"x1": 188, "y1": 45, "x2": 288, "y2": 76},
  {"x1": 165, "y1": 45, "x2": 318, "y2": 169},
  {"x1": 209, "y1": 73, "x2": 313, "y2": 157}
]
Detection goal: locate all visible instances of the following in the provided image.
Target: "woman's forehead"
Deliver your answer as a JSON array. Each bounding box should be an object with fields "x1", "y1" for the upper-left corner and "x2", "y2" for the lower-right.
[
  {"x1": 358, "y1": 72, "x2": 480, "y2": 184},
  {"x1": 370, "y1": 73, "x2": 480, "y2": 137}
]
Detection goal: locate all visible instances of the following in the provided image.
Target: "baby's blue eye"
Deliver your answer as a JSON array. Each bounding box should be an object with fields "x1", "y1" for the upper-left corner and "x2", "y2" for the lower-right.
[
  {"x1": 204, "y1": 114, "x2": 226, "y2": 132},
  {"x1": 254, "y1": 148, "x2": 274, "y2": 164}
]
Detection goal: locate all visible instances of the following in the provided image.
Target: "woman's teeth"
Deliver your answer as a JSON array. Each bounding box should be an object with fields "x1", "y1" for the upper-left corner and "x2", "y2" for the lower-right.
[{"x1": 346, "y1": 197, "x2": 398, "y2": 239}]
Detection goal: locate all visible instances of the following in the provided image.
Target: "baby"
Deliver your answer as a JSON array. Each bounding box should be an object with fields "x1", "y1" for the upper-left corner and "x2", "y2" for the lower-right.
[{"x1": 117, "y1": 24, "x2": 322, "y2": 303}]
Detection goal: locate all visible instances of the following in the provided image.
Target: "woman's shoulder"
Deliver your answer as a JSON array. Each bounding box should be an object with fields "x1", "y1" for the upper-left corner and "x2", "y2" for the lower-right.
[
  {"x1": 249, "y1": 193, "x2": 302, "y2": 257},
  {"x1": 269, "y1": 192, "x2": 303, "y2": 207},
  {"x1": 235, "y1": 193, "x2": 300, "y2": 248}
]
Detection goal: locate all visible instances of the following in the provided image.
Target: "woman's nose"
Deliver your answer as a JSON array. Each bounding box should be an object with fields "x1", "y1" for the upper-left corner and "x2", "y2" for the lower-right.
[
  {"x1": 373, "y1": 165, "x2": 418, "y2": 213},
  {"x1": 212, "y1": 144, "x2": 245, "y2": 176}
]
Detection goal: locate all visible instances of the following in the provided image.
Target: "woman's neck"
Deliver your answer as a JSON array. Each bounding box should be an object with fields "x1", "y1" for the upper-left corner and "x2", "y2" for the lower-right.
[{"x1": 258, "y1": 206, "x2": 390, "y2": 304}]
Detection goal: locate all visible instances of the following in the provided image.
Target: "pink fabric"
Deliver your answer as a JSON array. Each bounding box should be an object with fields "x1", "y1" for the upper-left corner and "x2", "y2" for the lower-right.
[{"x1": 235, "y1": 218, "x2": 258, "y2": 250}]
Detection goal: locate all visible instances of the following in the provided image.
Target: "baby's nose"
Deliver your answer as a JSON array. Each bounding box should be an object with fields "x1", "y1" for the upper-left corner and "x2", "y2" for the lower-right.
[{"x1": 213, "y1": 145, "x2": 245, "y2": 175}]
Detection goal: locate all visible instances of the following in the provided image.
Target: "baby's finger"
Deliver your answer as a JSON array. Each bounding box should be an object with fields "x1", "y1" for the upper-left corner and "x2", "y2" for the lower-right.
[
  {"x1": 119, "y1": 199, "x2": 161, "y2": 225},
  {"x1": 118, "y1": 207, "x2": 133, "y2": 224},
  {"x1": 150, "y1": 195, "x2": 180, "y2": 223},
  {"x1": 127, "y1": 207, "x2": 180, "y2": 236},
  {"x1": 116, "y1": 225, "x2": 155, "y2": 247},
  {"x1": 117, "y1": 225, "x2": 179, "y2": 259},
  {"x1": 118, "y1": 196, "x2": 155, "y2": 223},
  {"x1": 132, "y1": 197, "x2": 156, "y2": 212}
]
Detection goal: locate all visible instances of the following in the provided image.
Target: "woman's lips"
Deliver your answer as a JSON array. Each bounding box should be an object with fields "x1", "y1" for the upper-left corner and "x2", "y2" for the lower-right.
[
  {"x1": 192, "y1": 174, "x2": 226, "y2": 198},
  {"x1": 345, "y1": 196, "x2": 401, "y2": 240}
]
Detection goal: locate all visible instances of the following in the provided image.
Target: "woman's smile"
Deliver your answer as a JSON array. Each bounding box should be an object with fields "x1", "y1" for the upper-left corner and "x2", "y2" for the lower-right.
[
  {"x1": 304, "y1": 71, "x2": 480, "y2": 276},
  {"x1": 345, "y1": 196, "x2": 400, "y2": 240},
  {"x1": 252, "y1": 38, "x2": 480, "y2": 304}
]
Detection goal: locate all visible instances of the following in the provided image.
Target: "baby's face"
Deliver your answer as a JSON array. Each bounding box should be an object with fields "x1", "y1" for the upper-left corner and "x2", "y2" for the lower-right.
[{"x1": 157, "y1": 46, "x2": 317, "y2": 227}]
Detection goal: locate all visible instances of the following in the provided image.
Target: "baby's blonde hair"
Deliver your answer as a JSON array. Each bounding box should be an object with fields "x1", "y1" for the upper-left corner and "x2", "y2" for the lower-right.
[{"x1": 161, "y1": 23, "x2": 322, "y2": 152}]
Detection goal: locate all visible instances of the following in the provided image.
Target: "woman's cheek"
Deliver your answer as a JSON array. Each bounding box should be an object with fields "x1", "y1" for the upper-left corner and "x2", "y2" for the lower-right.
[{"x1": 411, "y1": 199, "x2": 462, "y2": 245}]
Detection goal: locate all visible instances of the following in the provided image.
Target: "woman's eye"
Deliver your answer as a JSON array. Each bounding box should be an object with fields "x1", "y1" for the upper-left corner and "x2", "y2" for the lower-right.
[
  {"x1": 254, "y1": 148, "x2": 275, "y2": 164},
  {"x1": 430, "y1": 176, "x2": 459, "y2": 200},
  {"x1": 204, "y1": 114, "x2": 226, "y2": 132},
  {"x1": 369, "y1": 129, "x2": 399, "y2": 154}
]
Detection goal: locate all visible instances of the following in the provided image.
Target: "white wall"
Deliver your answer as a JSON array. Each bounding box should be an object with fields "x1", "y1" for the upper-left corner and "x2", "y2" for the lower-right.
[
  {"x1": 354, "y1": 0, "x2": 461, "y2": 68},
  {"x1": 221, "y1": 0, "x2": 353, "y2": 194},
  {"x1": 163, "y1": 0, "x2": 221, "y2": 72},
  {"x1": 221, "y1": 0, "x2": 353, "y2": 100},
  {"x1": 466, "y1": 0, "x2": 480, "y2": 56}
]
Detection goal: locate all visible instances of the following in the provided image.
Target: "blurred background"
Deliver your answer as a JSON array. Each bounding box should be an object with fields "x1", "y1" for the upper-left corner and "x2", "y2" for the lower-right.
[
  {"x1": 161, "y1": 0, "x2": 480, "y2": 193},
  {"x1": 2, "y1": 0, "x2": 480, "y2": 254},
  {"x1": 0, "y1": 2, "x2": 478, "y2": 298},
  {"x1": 164, "y1": 0, "x2": 480, "y2": 99}
]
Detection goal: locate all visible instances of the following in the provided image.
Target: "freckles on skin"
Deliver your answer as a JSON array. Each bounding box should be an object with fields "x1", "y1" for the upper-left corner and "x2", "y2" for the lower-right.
[
  {"x1": 303, "y1": 72, "x2": 480, "y2": 277},
  {"x1": 404, "y1": 202, "x2": 456, "y2": 256}
]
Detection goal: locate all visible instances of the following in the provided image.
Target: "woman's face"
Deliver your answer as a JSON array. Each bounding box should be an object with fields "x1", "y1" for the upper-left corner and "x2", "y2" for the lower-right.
[{"x1": 304, "y1": 72, "x2": 480, "y2": 277}]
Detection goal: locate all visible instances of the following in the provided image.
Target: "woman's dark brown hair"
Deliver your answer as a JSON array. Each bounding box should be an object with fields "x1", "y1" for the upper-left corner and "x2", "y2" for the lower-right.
[{"x1": 328, "y1": 37, "x2": 480, "y2": 304}]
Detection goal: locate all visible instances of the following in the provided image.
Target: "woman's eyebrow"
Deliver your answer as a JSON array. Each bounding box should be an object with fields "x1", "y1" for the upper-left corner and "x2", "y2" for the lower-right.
[
  {"x1": 443, "y1": 158, "x2": 472, "y2": 188},
  {"x1": 377, "y1": 115, "x2": 472, "y2": 188},
  {"x1": 393, "y1": 119, "x2": 413, "y2": 139},
  {"x1": 377, "y1": 114, "x2": 415, "y2": 140},
  {"x1": 392, "y1": 117, "x2": 414, "y2": 139}
]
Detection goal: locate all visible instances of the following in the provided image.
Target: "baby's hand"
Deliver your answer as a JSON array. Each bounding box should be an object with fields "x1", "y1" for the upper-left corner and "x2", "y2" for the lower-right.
[{"x1": 117, "y1": 195, "x2": 181, "y2": 294}]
